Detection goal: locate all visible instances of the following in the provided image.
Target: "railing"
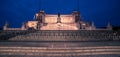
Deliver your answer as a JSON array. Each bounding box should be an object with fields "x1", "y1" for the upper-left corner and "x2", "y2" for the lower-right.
[{"x1": 0, "y1": 30, "x2": 120, "y2": 41}]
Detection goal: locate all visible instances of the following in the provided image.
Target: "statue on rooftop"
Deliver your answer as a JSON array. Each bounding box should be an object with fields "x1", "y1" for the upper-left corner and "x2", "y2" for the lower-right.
[{"x1": 57, "y1": 13, "x2": 61, "y2": 23}]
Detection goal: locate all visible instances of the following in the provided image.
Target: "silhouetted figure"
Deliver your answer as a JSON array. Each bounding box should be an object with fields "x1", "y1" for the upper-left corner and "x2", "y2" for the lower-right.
[
  {"x1": 58, "y1": 13, "x2": 60, "y2": 17},
  {"x1": 57, "y1": 13, "x2": 61, "y2": 23}
]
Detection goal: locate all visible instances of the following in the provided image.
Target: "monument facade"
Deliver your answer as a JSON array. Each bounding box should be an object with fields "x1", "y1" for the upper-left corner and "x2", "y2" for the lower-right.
[{"x1": 3, "y1": 10, "x2": 112, "y2": 30}]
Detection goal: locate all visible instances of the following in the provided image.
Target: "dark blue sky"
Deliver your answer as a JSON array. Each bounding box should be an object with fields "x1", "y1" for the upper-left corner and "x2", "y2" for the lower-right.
[{"x1": 0, "y1": 0, "x2": 120, "y2": 28}]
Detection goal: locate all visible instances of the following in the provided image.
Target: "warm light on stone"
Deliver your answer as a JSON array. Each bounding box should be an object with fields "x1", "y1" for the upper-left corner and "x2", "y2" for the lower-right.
[
  {"x1": 82, "y1": 23, "x2": 86, "y2": 26},
  {"x1": 45, "y1": 15, "x2": 57, "y2": 23},
  {"x1": 27, "y1": 21, "x2": 38, "y2": 29},
  {"x1": 40, "y1": 23, "x2": 79, "y2": 30},
  {"x1": 61, "y1": 15, "x2": 74, "y2": 23},
  {"x1": 36, "y1": 14, "x2": 39, "y2": 17},
  {"x1": 37, "y1": 14, "x2": 79, "y2": 30},
  {"x1": 45, "y1": 15, "x2": 74, "y2": 24}
]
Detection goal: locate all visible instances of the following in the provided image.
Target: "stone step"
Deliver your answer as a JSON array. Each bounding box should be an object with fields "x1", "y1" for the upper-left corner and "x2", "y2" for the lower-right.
[{"x1": 0, "y1": 46, "x2": 120, "y2": 56}]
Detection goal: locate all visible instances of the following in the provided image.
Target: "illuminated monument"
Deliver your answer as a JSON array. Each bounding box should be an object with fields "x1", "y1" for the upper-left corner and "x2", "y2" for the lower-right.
[
  {"x1": 3, "y1": 10, "x2": 112, "y2": 30},
  {"x1": 27, "y1": 11, "x2": 92, "y2": 30},
  {"x1": 1, "y1": 1, "x2": 119, "y2": 57},
  {"x1": 3, "y1": 0, "x2": 112, "y2": 30}
]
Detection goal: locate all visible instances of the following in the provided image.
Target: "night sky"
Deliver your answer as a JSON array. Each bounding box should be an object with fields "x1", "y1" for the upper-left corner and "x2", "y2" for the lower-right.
[{"x1": 0, "y1": 0, "x2": 120, "y2": 28}]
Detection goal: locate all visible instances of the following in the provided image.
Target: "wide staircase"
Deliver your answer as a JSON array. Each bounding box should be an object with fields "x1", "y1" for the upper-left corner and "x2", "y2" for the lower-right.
[
  {"x1": 0, "y1": 30, "x2": 120, "y2": 41},
  {"x1": 0, "y1": 30, "x2": 120, "y2": 57}
]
